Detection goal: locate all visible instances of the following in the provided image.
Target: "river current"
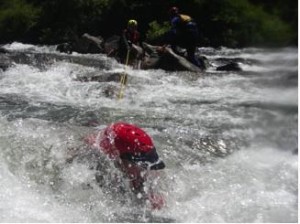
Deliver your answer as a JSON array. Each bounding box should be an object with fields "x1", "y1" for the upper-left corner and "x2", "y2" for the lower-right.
[{"x1": 0, "y1": 43, "x2": 297, "y2": 222}]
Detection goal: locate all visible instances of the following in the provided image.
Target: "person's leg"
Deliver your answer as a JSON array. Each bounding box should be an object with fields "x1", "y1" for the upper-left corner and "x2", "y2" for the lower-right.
[
  {"x1": 186, "y1": 46, "x2": 201, "y2": 67},
  {"x1": 184, "y1": 22, "x2": 203, "y2": 67}
]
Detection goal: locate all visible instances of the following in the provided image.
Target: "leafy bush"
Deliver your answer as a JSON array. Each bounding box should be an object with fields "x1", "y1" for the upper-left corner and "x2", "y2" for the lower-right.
[
  {"x1": 0, "y1": 0, "x2": 40, "y2": 43},
  {"x1": 146, "y1": 21, "x2": 170, "y2": 43},
  {"x1": 0, "y1": 0, "x2": 296, "y2": 47},
  {"x1": 197, "y1": 0, "x2": 294, "y2": 47},
  {"x1": 35, "y1": 0, "x2": 110, "y2": 43}
]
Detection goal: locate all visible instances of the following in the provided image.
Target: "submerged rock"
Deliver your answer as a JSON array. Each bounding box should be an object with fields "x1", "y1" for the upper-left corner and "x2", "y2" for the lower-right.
[
  {"x1": 216, "y1": 62, "x2": 242, "y2": 71},
  {"x1": 0, "y1": 54, "x2": 12, "y2": 71},
  {"x1": 75, "y1": 71, "x2": 125, "y2": 83}
]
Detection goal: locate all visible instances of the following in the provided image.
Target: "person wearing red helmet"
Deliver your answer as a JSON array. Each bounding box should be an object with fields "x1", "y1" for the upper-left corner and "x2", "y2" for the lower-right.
[{"x1": 84, "y1": 122, "x2": 165, "y2": 210}]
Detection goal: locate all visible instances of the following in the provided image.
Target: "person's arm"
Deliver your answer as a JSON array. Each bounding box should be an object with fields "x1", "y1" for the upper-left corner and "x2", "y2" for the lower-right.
[
  {"x1": 148, "y1": 192, "x2": 165, "y2": 210},
  {"x1": 170, "y1": 16, "x2": 180, "y2": 35},
  {"x1": 130, "y1": 175, "x2": 165, "y2": 210},
  {"x1": 121, "y1": 29, "x2": 131, "y2": 51},
  {"x1": 163, "y1": 16, "x2": 179, "y2": 47},
  {"x1": 136, "y1": 31, "x2": 142, "y2": 46}
]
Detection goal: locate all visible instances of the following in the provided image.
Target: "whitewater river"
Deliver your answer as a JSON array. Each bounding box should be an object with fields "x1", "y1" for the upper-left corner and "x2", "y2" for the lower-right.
[{"x1": 0, "y1": 43, "x2": 297, "y2": 222}]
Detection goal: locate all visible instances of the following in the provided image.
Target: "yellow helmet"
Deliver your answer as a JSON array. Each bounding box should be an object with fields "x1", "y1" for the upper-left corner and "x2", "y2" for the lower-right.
[{"x1": 128, "y1": 19, "x2": 138, "y2": 27}]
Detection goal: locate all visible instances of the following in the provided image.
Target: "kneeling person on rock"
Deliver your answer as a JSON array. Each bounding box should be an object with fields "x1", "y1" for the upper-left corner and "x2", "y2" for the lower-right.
[
  {"x1": 165, "y1": 6, "x2": 202, "y2": 68},
  {"x1": 119, "y1": 20, "x2": 144, "y2": 67}
]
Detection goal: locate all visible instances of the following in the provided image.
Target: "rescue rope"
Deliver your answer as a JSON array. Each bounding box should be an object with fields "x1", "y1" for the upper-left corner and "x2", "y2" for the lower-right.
[{"x1": 117, "y1": 49, "x2": 130, "y2": 100}]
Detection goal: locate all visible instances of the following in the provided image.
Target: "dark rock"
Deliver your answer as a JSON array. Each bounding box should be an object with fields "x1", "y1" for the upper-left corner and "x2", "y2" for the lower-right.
[
  {"x1": 56, "y1": 33, "x2": 104, "y2": 54},
  {"x1": 75, "y1": 72, "x2": 124, "y2": 83},
  {"x1": 0, "y1": 54, "x2": 12, "y2": 71},
  {"x1": 56, "y1": 43, "x2": 73, "y2": 54},
  {"x1": 292, "y1": 148, "x2": 298, "y2": 155},
  {"x1": 215, "y1": 57, "x2": 261, "y2": 66},
  {"x1": 55, "y1": 33, "x2": 208, "y2": 73},
  {"x1": 141, "y1": 43, "x2": 203, "y2": 73},
  {"x1": 216, "y1": 62, "x2": 242, "y2": 71},
  {"x1": 0, "y1": 47, "x2": 9, "y2": 53}
]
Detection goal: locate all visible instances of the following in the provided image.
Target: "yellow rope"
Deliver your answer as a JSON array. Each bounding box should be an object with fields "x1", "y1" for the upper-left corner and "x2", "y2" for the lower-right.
[{"x1": 117, "y1": 49, "x2": 130, "y2": 100}]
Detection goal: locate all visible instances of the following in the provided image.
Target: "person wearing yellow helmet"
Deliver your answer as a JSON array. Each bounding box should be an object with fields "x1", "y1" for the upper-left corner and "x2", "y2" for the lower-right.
[
  {"x1": 128, "y1": 19, "x2": 138, "y2": 28},
  {"x1": 118, "y1": 19, "x2": 143, "y2": 66}
]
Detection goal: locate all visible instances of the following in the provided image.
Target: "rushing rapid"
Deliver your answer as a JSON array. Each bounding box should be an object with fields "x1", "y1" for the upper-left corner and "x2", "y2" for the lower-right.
[{"x1": 0, "y1": 43, "x2": 297, "y2": 222}]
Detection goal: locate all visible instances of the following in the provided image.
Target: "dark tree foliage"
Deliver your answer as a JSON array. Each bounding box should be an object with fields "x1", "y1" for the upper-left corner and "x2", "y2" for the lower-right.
[
  {"x1": 194, "y1": 0, "x2": 295, "y2": 47},
  {"x1": 0, "y1": 0, "x2": 297, "y2": 47},
  {"x1": 0, "y1": 0, "x2": 41, "y2": 43}
]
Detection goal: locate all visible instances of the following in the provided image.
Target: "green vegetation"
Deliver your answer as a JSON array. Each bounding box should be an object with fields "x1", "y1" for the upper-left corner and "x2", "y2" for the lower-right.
[
  {"x1": 0, "y1": 0, "x2": 297, "y2": 47},
  {"x1": 0, "y1": 0, "x2": 40, "y2": 43},
  {"x1": 146, "y1": 21, "x2": 171, "y2": 44},
  {"x1": 195, "y1": 0, "x2": 295, "y2": 47}
]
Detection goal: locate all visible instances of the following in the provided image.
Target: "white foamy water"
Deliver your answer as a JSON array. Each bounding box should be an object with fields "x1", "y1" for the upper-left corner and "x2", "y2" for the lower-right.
[{"x1": 0, "y1": 43, "x2": 297, "y2": 222}]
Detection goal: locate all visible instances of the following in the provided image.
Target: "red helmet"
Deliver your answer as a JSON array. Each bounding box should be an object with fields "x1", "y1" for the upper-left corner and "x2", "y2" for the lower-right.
[
  {"x1": 85, "y1": 122, "x2": 165, "y2": 170},
  {"x1": 102, "y1": 122, "x2": 153, "y2": 154}
]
